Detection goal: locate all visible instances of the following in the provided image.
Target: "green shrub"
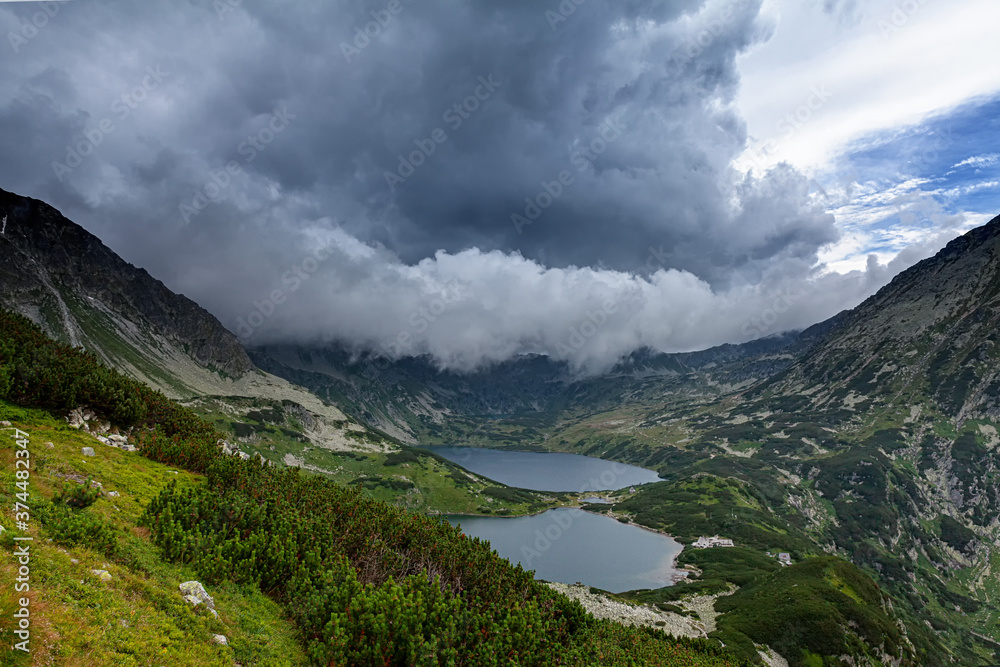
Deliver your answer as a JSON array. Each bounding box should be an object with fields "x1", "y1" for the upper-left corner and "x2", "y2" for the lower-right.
[
  {"x1": 939, "y1": 515, "x2": 976, "y2": 555},
  {"x1": 53, "y1": 476, "x2": 101, "y2": 508},
  {"x1": 37, "y1": 501, "x2": 118, "y2": 556},
  {"x1": 384, "y1": 449, "x2": 420, "y2": 466}
]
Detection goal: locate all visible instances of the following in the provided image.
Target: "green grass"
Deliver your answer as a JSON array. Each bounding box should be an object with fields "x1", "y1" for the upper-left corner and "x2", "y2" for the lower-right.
[{"x1": 0, "y1": 409, "x2": 307, "y2": 666}]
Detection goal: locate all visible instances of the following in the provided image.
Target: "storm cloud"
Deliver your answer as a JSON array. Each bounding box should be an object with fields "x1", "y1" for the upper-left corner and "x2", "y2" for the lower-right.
[{"x1": 0, "y1": 0, "x2": 973, "y2": 372}]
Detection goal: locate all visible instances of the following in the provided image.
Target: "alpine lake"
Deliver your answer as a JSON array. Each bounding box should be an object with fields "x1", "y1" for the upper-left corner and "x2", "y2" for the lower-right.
[{"x1": 422, "y1": 446, "x2": 683, "y2": 593}]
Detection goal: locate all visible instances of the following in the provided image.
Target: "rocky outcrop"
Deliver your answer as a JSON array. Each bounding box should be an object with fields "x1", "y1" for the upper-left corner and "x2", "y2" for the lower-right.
[
  {"x1": 179, "y1": 581, "x2": 215, "y2": 609},
  {"x1": 545, "y1": 582, "x2": 716, "y2": 639},
  {"x1": 180, "y1": 581, "x2": 218, "y2": 618}
]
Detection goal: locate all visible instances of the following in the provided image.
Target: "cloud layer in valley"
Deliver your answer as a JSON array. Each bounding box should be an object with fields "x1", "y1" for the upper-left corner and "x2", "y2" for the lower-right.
[{"x1": 0, "y1": 0, "x2": 995, "y2": 372}]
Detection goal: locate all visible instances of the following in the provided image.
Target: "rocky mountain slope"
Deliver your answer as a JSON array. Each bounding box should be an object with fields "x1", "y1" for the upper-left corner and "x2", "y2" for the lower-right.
[
  {"x1": 605, "y1": 215, "x2": 1000, "y2": 666},
  {"x1": 759, "y1": 213, "x2": 1000, "y2": 423},
  {"x1": 0, "y1": 187, "x2": 378, "y2": 455},
  {"x1": 0, "y1": 187, "x2": 253, "y2": 393}
]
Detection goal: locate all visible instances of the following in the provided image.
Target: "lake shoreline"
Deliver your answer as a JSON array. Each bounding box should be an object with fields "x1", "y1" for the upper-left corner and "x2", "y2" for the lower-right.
[{"x1": 578, "y1": 507, "x2": 690, "y2": 585}]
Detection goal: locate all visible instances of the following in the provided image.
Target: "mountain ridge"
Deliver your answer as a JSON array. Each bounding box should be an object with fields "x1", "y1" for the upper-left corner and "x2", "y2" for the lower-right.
[{"x1": 0, "y1": 186, "x2": 253, "y2": 389}]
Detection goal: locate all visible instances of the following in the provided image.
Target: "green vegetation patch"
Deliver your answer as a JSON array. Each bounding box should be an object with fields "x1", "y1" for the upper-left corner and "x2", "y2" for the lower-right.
[{"x1": 712, "y1": 557, "x2": 913, "y2": 667}]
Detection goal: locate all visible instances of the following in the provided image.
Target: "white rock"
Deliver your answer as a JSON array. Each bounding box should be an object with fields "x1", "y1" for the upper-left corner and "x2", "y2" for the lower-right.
[
  {"x1": 91, "y1": 569, "x2": 112, "y2": 582},
  {"x1": 46, "y1": 442, "x2": 54, "y2": 448},
  {"x1": 96, "y1": 436, "x2": 111, "y2": 445},
  {"x1": 179, "y1": 581, "x2": 215, "y2": 610},
  {"x1": 211, "y1": 634, "x2": 228, "y2": 646},
  {"x1": 82, "y1": 447, "x2": 96, "y2": 457},
  {"x1": 108, "y1": 435, "x2": 128, "y2": 445},
  {"x1": 67, "y1": 412, "x2": 84, "y2": 429},
  {"x1": 0, "y1": 420, "x2": 11, "y2": 427},
  {"x1": 120, "y1": 445, "x2": 138, "y2": 452},
  {"x1": 70, "y1": 558, "x2": 79, "y2": 564},
  {"x1": 107, "y1": 491, "x2": 120, "y2": 498}
]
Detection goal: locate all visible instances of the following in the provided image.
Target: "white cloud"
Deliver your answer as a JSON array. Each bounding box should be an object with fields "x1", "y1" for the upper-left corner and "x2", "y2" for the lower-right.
[
  {"x1": 952, "y1": 153, "x2": 1000, "y2": 170},
  {"x1": 223, "y1": 223, "x2": 928, "y2": 374},
  {"x1": 734, "y1": 0, "x2": 1000, "y2": 173}
]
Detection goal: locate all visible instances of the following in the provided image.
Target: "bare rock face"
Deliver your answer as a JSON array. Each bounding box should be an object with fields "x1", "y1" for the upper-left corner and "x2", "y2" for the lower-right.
[{"x1": 0, "y1": 187, "x2": 253, "y2": 391}]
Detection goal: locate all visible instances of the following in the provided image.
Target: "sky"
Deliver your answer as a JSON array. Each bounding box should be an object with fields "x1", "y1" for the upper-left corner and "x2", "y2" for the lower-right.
[{"x1": 1, "y1": 0, "x2": 998, "y2": 373}]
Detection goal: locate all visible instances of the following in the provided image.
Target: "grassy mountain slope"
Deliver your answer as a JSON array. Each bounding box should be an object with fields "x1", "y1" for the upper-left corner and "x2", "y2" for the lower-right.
[
  {"x1": 0, "y1": 404, "x2": 306, "y2": 666},
  {"x1": 0, "y1": 310, "x2": 751, "y2": 666}
]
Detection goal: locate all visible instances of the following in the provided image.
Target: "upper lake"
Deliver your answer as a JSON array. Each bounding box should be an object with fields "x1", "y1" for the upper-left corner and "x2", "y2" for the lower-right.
[{"x1": 421, "y1": 446, "x2": 662, "y2": 492}]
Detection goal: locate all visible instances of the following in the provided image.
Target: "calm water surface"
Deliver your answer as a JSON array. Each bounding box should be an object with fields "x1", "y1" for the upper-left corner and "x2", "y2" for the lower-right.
[
  {"x1": 422, "y1": 446, "x2": 661, "y2": 492},
  {"x1": 450, "y1": 508, "x2": 682, "y2": 593}
]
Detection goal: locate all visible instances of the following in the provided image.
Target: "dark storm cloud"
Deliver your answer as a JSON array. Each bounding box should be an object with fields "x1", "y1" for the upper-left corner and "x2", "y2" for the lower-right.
[{"x1": 0, "y1": 0, "x2": 923, "y2": 371}]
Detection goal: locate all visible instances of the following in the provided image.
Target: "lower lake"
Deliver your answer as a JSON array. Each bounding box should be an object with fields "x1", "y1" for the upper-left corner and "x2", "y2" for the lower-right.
[
  {"x1": 449, "y1": 508, "x2": 683, "y2": 593},
  {"x1": 426, "y1": 447, "x2": 680, "y2": 591},
  {"x1": 421, "y1": 446, "x2": 662, "y2": 492}
]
